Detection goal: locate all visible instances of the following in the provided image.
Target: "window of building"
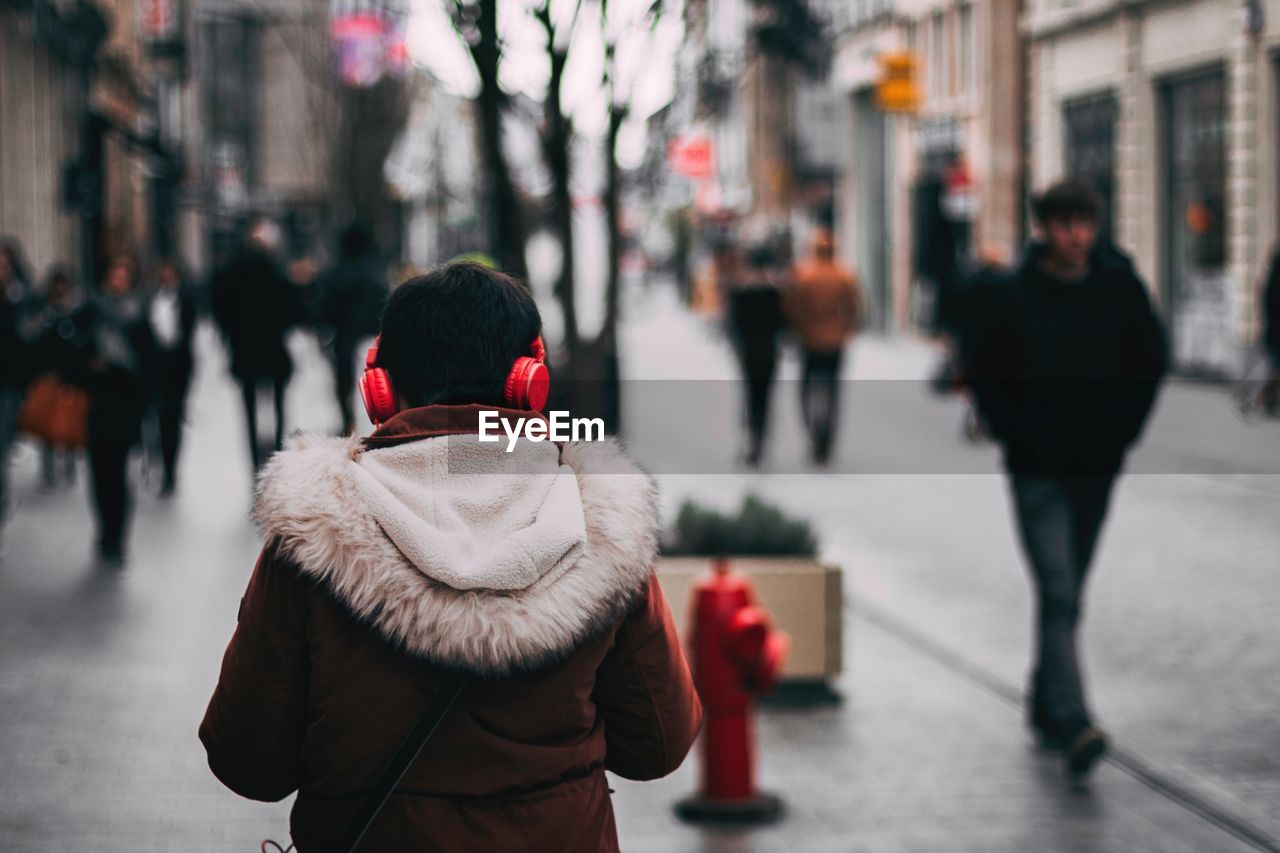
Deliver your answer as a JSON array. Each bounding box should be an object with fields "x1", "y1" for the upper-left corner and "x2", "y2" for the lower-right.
[
  {"x1": 1064, "y1": 92, "x2": 1117, "y2": 241},
  {"x1": 959, "y1": 5, "x2": 975, "y2": 96},
  {"x1": 1161, "y1": 68, "x2": 1229, "y2": 369}
]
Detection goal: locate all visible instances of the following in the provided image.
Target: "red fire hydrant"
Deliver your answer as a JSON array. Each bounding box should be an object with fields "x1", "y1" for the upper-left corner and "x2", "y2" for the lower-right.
[{"x1": 676, "y1": 558, "x2": 790, "y2": 823}]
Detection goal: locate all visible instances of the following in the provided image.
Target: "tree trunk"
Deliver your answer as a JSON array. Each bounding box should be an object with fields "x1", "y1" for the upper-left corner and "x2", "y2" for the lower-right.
[
  {"x1": 474, "y1": 0, "x2": 527, "y2": 279},
  {"x1": 538, "y1": 4, "x2": 578, "y2": 354},
  {"x1": 601, "y1": 106, "x2": 626, "y2": 339}
]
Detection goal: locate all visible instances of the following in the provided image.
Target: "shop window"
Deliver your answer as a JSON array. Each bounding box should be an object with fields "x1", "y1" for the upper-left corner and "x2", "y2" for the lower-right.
[
  {"x1": 1063, "y1": 92, "x2": 1117, "y2": 242},
  {"x1": 1162, "y1": 68, "x2": 1230, "y2": 372},
  {"x1": 1168, "y1": 73, "x2": 1227, "y2": 268}
]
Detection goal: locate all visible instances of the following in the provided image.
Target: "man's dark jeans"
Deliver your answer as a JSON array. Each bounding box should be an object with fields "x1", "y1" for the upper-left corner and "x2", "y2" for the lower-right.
[{"x1": 1009, "y1": 473, "x2": 1116, "y2": 741}]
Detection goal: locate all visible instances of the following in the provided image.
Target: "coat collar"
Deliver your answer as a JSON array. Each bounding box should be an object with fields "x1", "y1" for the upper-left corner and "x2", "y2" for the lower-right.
[{"x1": 362, "y1": 404, "x2": 548, "y2": 449}]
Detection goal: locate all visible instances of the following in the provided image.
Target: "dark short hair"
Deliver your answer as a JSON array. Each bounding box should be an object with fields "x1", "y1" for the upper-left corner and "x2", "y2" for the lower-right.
[
  {"x1": 1031, "y1": 179, "x2": 1103, "y2": 225},
  {"x1": 339, "y1": 222, "x2": 373, "y2": 258},
  {"x1": 377, "y1": 262, "x2": 542, "y2": 408}
]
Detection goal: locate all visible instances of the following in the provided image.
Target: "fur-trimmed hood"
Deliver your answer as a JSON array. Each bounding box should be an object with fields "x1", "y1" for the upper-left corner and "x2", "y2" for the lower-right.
[{"x1": 253, "y1": 432, "x2": 658, "y2": 677}]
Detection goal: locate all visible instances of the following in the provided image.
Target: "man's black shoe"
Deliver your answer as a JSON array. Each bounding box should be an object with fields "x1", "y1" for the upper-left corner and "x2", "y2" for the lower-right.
[{"x1": 1065, "y1": 726, "x2": 1108, "y2": 778}]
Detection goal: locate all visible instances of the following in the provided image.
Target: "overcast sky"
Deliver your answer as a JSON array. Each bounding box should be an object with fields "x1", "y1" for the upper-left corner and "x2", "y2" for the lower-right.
[{"x1": 405, "y1": 0, "x2": 685, "y2": 161}]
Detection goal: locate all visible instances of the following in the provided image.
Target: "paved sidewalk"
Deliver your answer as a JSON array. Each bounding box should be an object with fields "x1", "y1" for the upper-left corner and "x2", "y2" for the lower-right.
[{"x1": 612, "y1": 603, "x2": 1258, "y2": 853}]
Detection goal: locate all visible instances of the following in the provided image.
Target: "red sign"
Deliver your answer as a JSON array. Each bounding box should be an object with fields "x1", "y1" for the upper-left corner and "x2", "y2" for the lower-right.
[
  {"x1": 139, "y1": 0, "x2": 176, "y2": 41},
  {"x1": 668, "y1": 135, "x2": 714, "y2": 180},
  {"x1": 332, "y1": 13, "x2": 407, "y2": 88}
]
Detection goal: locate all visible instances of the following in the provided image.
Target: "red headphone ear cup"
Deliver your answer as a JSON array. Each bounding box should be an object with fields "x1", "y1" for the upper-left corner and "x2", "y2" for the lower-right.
[
  {"x1": 359, "y1": 367, "x2": 399, "y2": 425},
  {"x1": 505, "y1": 357, "x2": 551, "y2": 410},
  {"x1": 525, "y1": 362, "x2": 550, "y2": 411}
]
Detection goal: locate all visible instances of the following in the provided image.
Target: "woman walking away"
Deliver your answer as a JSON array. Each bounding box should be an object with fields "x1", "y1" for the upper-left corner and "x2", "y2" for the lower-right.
[
  {"x1": 210, "y1": 218, "x2": 303, "y2": 472},
  {"x1": 315, "y1": 222, "x2": 388, "y2": 435},
  {"x1": 201, "y1": 262, "x2": 701, "y2": 852},
  {"x1": 28, "y1": 266, "x2": 94, "y2": 487},
  {"x1": 147, "y1": 258, "x2": 198, "y2": 495},
  {"x1": 86, "y1": 256, "x2": 155, "y2": 565}
]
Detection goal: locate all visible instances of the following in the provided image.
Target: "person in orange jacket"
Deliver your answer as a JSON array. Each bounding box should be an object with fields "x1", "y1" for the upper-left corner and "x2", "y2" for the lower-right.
[{"x1": 784, "y1": 229, "x2": 862, "y2": 465}]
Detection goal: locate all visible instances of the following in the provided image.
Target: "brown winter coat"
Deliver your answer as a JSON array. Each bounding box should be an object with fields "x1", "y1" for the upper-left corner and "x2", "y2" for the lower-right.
[
  {"x1": 785, "y1": 255, "x2": 862, "y2": 352},
  {"x1": 200, "y1": 406, "x2": 702, "y2": 853}
]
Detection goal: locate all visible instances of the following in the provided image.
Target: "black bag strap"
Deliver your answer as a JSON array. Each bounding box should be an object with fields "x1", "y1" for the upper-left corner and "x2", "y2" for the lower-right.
[{"x1": 334, "y1": 674, "x2": 467, "y2": 853}]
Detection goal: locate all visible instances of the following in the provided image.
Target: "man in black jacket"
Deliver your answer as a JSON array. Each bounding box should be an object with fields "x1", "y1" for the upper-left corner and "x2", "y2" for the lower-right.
[{"x1": 959, "y1": 180, "x2": 1168, "y2": 778}]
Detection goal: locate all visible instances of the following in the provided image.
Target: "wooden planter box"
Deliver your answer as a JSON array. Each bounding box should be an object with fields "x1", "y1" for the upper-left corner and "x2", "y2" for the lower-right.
[{"x1": 655, "y1": 557, "x2": 844, "y2": 685}]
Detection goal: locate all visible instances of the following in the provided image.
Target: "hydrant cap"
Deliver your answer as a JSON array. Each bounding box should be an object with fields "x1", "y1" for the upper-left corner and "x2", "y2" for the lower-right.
[
  {"x1": 725, "y1": 605, "x2": 769, "y2": 665},
  {"x1": 752, "y1": 631, "x2": 790, "y2": 693}
]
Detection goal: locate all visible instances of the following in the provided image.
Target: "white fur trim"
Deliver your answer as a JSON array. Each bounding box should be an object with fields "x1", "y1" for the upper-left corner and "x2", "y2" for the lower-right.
[{"x1": 252, "y1": 434, "x2": 658, "y2": 676}]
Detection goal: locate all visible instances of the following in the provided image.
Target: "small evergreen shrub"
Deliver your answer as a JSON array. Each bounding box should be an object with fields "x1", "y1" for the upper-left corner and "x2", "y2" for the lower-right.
[{"x1": 663, "y1": 494, "x2": 818, "y2": 557}]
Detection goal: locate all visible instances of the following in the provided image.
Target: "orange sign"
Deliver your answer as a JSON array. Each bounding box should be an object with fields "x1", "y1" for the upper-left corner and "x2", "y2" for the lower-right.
[{"x1": 875, "y1": 52, "x2": 920, "y2": 114}]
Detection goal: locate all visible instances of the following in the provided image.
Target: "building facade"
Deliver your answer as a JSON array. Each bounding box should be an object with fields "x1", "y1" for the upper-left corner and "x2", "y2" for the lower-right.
[
  {"x1": 833, "y1": 0, "x2": 1023, "y2": 332},
  {"x1": 0, "y1": 0, "x2": 99, "y2": 278},
  {"x1": 1026, "y1": 0, "x2": 1280, "y2": 373},
  {"x1": 0, "y1": 0, "x2": 164, "y2": 286}
]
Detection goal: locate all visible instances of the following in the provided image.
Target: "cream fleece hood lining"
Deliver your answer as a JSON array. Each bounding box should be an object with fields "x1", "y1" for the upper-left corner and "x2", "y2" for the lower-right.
[{"x1": 252, "y1": 433, "x2": 658, "y2": 676}]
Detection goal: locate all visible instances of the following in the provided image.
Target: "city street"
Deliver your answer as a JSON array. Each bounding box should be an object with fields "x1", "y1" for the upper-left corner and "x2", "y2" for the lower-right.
[
  {"x1": 619, "y1": 285, "x2": 1280, "y2": 850},
  {"x1": 0, "y1": 287, "x2": 1278, "y2": 851},
  {"x1": 5, "y1": 0, "x2": 1279, "y2": 845}
]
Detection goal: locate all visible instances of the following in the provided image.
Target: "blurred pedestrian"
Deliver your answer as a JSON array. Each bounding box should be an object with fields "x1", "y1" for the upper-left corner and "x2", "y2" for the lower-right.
[
  {"x1": 784, "y1": 228, "x2": 861, "y2": 465},
  {"x1": 724, "y1": 242, "x2": 784, "y2": 467},
  {"x1": 0, "y1": 237, "x2": 36, "y2": 518},
  {"x1": 315, "y1": 223, "x2": 388, "y2": 434},
  {"x1": 147, "y1": 258, "x2": 198, "y2": 495},
  {"x1": 26, "y1": 266, "x2": 94, "y2": 487},
  {"x1": 930, "y1": 247, "x2": 1010, "y2": 443},
  {"x1": 200, "y1": 262, "x2": 700, "y2": 852},
  {"x1": 210, "y1": 218, "x2": 303, "y2": 472},
  {"x1": 958, "y1": 180, "x2": 1167, "y2": 778},
  {"x1": 86, "y1": 255, "x2": 156, "y2": 564},
  {"x1": 1258, "y1": 250, "x2": 1280, "y2": 415}
]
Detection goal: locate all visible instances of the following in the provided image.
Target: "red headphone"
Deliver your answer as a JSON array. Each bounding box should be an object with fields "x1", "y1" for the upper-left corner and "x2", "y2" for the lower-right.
[{"x1": 358, "y1": 336, "x2": 551, "y2": 426}]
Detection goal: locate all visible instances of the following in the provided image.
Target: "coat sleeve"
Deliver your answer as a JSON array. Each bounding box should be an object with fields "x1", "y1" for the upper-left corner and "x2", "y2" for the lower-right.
[
  {"x1": 209, "y1": 268, "x2": 233, "y2": 340},
  {"x1": 593, "y1": 574, "x2": 702, "y2": 781},
  {"x1": 180, "y1": 289, "x2": 198, "y2": 345},
  {"x1": 957, "y1": 278, "x2": 1031, "y2": 449},
  {"x1": 1115, "y1": 271, "x2": 1169, "y2": 448},
  {"x1": 199, "y1": 541, "x2": 311, "y2": 802},
  {"x1": 780, "y1": 274, "x2": 800, "y2": 331}
]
